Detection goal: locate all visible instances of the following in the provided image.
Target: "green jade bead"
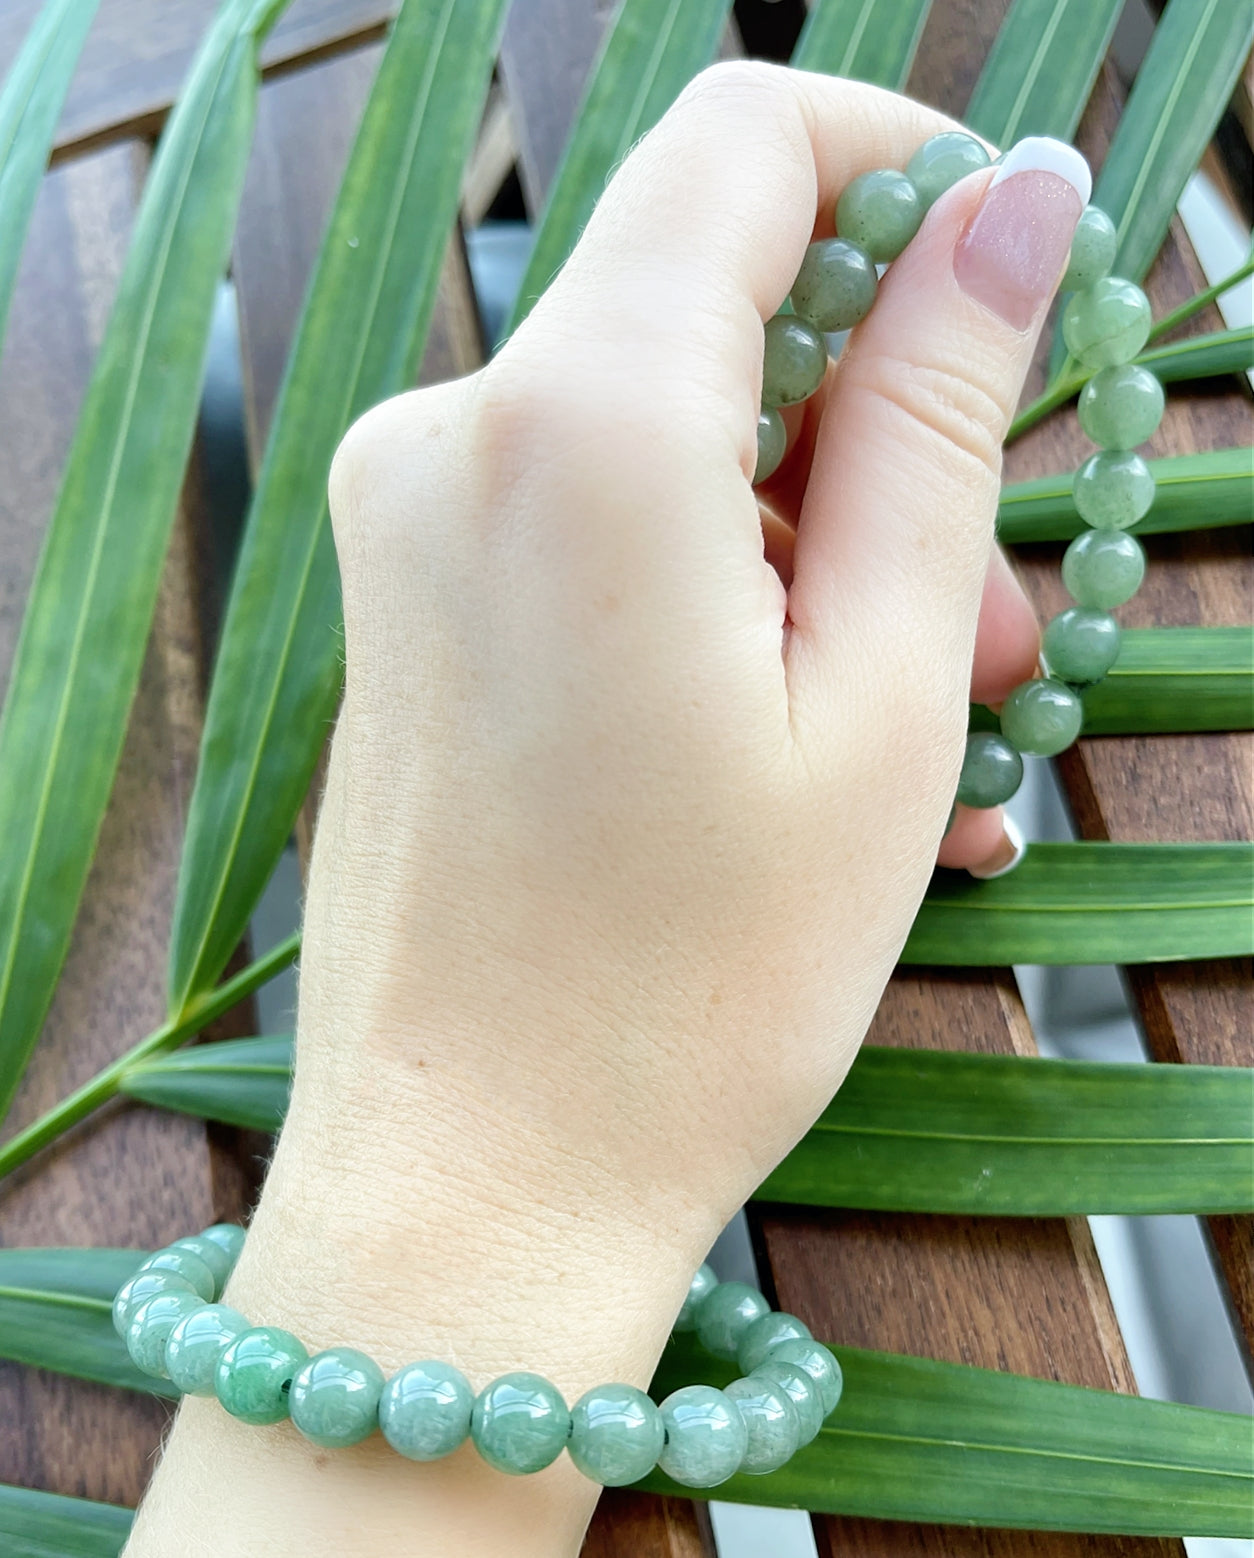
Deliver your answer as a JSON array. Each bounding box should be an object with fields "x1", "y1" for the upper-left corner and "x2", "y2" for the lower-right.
[
  {"x1": 789, "y1": 238, "x2": 877, "y2": 332},
  {"x1": 1042, "y1": 607, "x2": 1121, "y2": 685},
  {"x1": 1000, "y1": 678, "x2": 1084, "y2": 757},
  {"x1": 723, "y1": 1375, "x2": 800, "y2": 1475},
  {"x1": 169, "y1": 1235, "x2": 233, "y2": 1295},
  {"x1": 768, "y1": 1339, "x2": 843, "y2": 1416},
  {"x1": 164, "y1": 1303, "x2": 248, "y2": 1396},
  {"x1": 216, "y1": 1326, "x2": 309, "y2": 1425},
  {"x1": 754, "y1": 408, "x2": 787, "y2": 484},
  {"x1": 1078, "y1": 364, "x2": 1164, "y2": 450},
  {"x1": 836, "y1": 168, "x2": 923, "y2": 262},
  {"x1": 752, "y1": 1359, "x2": 824, "y2": 1445},
  {"x1": 135, "y1": 1247, "x2": 216, "y2": 1302},
  {"x1": 568, "y1": 1383, "x2": 664, "y2": 1486},
  {"x1": 1073, "y1": 450, "x2": 1155, "y2": 529},
  {"x1": 1061, "y1": 206, "x2": 1117, "y2": 291},
  {"x1": 112, "y1": 1268, "x2": 197, "y2": 1337},
  {"x1": 1062, "y1": 528, "x2": 1145, "y2": 608},
  {"x1": 736, "y1": 1310, "x2": 812, "y2": 1374},
  {"x1": 1062, "y1": 278, "x2": 1152, "y2": 369},
  {"x1": 656, "y1": 1385, "x2": 747, "y2": 1488},
  {"x1": 126, "y1": 1291, "x2": 204, "y2": 1379},
  {"x1": 905, "y1": 131, "x2": 990, "y2": 209},
  {"x1": 290, "y1": 1347, "x2": 386, "y2": 1448},
  {"x1": 199, "y1": 1223, "x2": 246, "y2": 1263},
  {"x1": 673, "y1": 1264, "x2": 718, "y2": 1333},
  {"x1": 472, "y1": 1372, "x2": 570, "y2": 1475},
  {"x1": 379, "y1": 1360, "x2": 474, "y2": 1461},
  {"x1": 956, "y1": 732, "x2": 1024, "y2": 809},
  {"x1": 694, "y1": 1281, "x2": 770, "y2": 1361},
  {"x1": 761, "y1": 315, "x2": 827, "y2": 407}
]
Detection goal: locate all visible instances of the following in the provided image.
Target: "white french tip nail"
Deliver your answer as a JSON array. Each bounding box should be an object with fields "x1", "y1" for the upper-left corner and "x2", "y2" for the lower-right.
[
  {"x1": 989, "y1": 136, "x2": 1092, "y2": 208},
  {"x1": 968, "y1": 814, "x2": 1028, "y2": 880}
]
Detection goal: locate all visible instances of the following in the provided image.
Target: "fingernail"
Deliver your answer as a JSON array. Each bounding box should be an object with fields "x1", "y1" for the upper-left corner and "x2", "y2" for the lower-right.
[
  {"x1": 954, "y1": 137, "x2": 1090, "y2": 330},
  {"x1": 969, "y1": 814, "x2": 1027, "y2": 879}
]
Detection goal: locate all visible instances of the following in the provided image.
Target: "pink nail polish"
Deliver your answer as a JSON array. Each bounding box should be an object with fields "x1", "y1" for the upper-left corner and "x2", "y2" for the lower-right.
[{"x1": 954, "y1": 137, "x2": 1091, "y2": 330}]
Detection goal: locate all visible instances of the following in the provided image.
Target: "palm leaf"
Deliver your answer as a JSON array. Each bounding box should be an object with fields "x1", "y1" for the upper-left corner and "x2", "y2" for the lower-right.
[
  {"x1": 166, "y1": 0, "x2": 509, "y2": 1016},
  {"x1": 508, "y1": 0, "x2": 732, "y2": 334},
  {"x1": 757, "y1": 1047, "x2": 1254, "y2": 1215},
  {"x1": 1140, "y1": 325, "x2": 1254, "y2": 385},
  {"x1": 790, "y1": 0, "x2": 932, "y2": 87},
  {"x1": 645, "y1": 1336, "x2": 1254, "y2": 1537},
  {"x1": 0, "y1": 1482, "x2": 131, "y2": 1558},
  {"x1": 0, "y1": 0, "x2": 289, "y2": 1126},
  {"x1": 118, "y1": 1034, "x2": 291, "y2": 1131}
]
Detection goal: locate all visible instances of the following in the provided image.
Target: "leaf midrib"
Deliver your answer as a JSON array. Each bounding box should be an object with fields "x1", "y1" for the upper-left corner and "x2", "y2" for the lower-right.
[
  {"x1": 805, "y1": 1122, "x2": 1250, "y2": 1147},
  {"x1": 0, "y1": 0, "x2": 68, "y2": 173},
  {"x1": 998, "y1": 0, "x2": 1070, "y2": 145},
  {"x1": 0, "y1": 1284, "x2": 112, "y2": 1314}
]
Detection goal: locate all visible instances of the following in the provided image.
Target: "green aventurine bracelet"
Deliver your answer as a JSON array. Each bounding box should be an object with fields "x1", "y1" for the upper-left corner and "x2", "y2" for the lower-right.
[
  {"x1": 113, "y1": 1226, "x2": 842, "y2": 1488},
  {"x1": 755, "y1": 133, "x2": 1160, "y2": 830}
]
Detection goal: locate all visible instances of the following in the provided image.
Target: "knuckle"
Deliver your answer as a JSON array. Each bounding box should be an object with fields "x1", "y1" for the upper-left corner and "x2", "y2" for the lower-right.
[{"x1": 853, "y1": 353, "x2": 1007, "y2": 476}]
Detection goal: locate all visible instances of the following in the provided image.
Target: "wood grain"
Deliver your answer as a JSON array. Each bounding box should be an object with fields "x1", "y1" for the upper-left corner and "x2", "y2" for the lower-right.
[{"x1": 580, "y1": 1492, "x2": 714, "y2": 1558}]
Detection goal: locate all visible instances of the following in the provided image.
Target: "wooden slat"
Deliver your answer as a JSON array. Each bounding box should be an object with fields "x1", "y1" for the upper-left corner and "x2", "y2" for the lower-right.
[{"x1": 580, "y1": 1492, "x2": 714, "y2": 1558}]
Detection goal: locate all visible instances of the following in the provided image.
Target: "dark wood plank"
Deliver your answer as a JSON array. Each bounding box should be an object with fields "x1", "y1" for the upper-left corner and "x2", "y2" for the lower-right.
[{"x1": 580, "y1": 1491, "x2": 714, "y2": 1558}]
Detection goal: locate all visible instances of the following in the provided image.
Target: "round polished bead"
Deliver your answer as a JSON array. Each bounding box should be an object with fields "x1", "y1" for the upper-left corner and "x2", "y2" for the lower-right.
[
  {"x1": 656, "y1": 1384, "x2": 747, "y2": 1488},
  {"x1": 836, "y1": 169, "x2": 923, "y2": 262},
  {"x1": 790, "y1": 238, "x2": 877, "y2": 332},
  {"x1": 906, "y1": 131, "x2": 990, "y2": 210},
  {"x1": 1060, "y1": 205, "x2": 1117, "y2": 292},
  {"x1": 674, "y1": 1264, "x2": 719, "y2": 1333},
  {"x1": 956, "y1": 732, "x2": 1024, "y2": 809},
  {"x1": 472, "y1": 1372, "x2": 570, "y2": 1475},
  {"x1": 754, "y1": 408, "x2": 787, "y2": 484},
  {"x1": 1042, "y1": 607, "x2": 1121, "y2": 685},
  {"x1": 736, "y1": 1311, "x2": 812, "y2": 1374},
  {"x1": 1000, "y1": 678, "x2": 1084, "y2": 757},
  {"x1": 767, "y1": 1340, "x2": 843, "y2": 1417},
  {"x1": 1078, "y1": 364, "x2": 1164, "y2": 450},
  {"x1": 125, "y1": 1291, "x2": 204, "y2": 1380},
  {"x1": 723, "y1": 1374, "x2": 800, "y2": 1475},
  {"x1": 1062, "y1": 527, "x2": 1146, "y2": 608},
  {"x1": 1073, "y1": 450, "x2": 1155, "y2": 529},
  {"x1": 1062, "y1": 277, "x2": 1152, "y2": 369},
  {"x1": 379, "y1": 1360, "x2": 474, "y2": 1461},
  {"x1": 198, "y1": 1223, "x2": 246, "y2": 1264},
  {"x1": 289, "y1": 1347, "x2": 386, "y2": 1448},
  {"x1": 215, "y1": 1326, "x2": 309, "y2": 1425},
  {"x1": 751, "y1": 1359, "x2": 824, "y2": 1445},
  {"x1": 112, "y1": 1268, "x2": 198, "y2": 1338},
  {"x1": 568, "y1": 1383, "x2": 664, "y2": 1486},
  {"x1": 169, "y1": 1235, "x2": 233, "y2": 1296},
  {"x1": 135, "y1": 1247, "x2": 216, "y2": 1302},
  {"x1": 761, "y1": 315, "x2": 827, "y2": 407},
  {"x1": 695, "y1": 1282, "x2": 770, "y2": 1361},
  {"x1": 164, "y1": 1303, "x2": 248, "y2": 1396}
]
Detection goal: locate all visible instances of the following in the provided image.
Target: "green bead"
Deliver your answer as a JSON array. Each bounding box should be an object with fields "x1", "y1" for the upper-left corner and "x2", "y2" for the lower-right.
[
  {"x1": 751, "y1": 1359, "x2": 824, "y2": 1445},
  {"x1": 125, "y1": 1291, "x2": 204, "y2": 1380},
  {"x1": 199, "y1": 1223, "x2": 246, "y2": 1264},
  {"x1": 761, "y1": 315, "x2": 827, "y2": 407},
  {"x1": 471, "y1": 1372, "x2": 570, "y2": 1475},
  {"x1": 135, "y1": 1247, "x2": 215, "y2": 1301},
  {"x1": 956, "y1": 733, "x2": 1024, "y2": 809},
  {"x1": 1062, "y1": 527, "x2": 1146, "y2": 608},
  {"x1": 836, "y1": 169, "x2": 923, "y2": 262},
  {"x1": 695, "y1": 1281, "x2": 770, "y2": 1361},
  {"x1": 568, "y1": 1383, "x2": 664, "y2": 1486},
  {"x1": 1062, "y1": 278, "x2": 1152, "y2": 369},
  {"x1": 1078, "y1": 365, "x2": 1164, "y2": 450},
  {"x1": 736, "y1": 1311, "x2": 812, "y2": 1374},
  {"x1": 674, "y1": 1264, "x2": 718, "y2": 1333},
  {"x1": 164, "y1": 1303, "x2": 248, "y2": 1396},
  {"x1": 112, "y1": 1268, "x2": 197, "y2": 1337},
  {"x1": 905, "y1": 132, "x2": 990, "y2": 209},
  {"x1": 289, "y1": 1347, "x2": 386, "y2": 1448},
  {"x1": 724, "y1": 1374, "x2": 800, "y2": 1474},
  {"x1": 379, "y1": 1360, "x2": 473, "y2": 1461},
  {"x1": 656, "y1": 1385, "x2": 747, "y2": 1488},
  {"x1": 1042, "y1": 607, "x2": 1121, "y2": 685},
  {"x1": 169, "y1": 1235, "x2": 233, "y2": 1297},
  {"x1": 1061, "y1": 206, "x2": 1117, "y2": 291},
  {"x1": 789, "y1": 238, "x2": 877, "y2": 332},
  {"x1": 767, "y1": 1339, "x2": 843, "y2": 1417},
  {"x1": 1000, "y1": 678, "x2": 1084, "y2": 757},
  {"x1": 1073, "y1": 450, "x2": 1155, "y2": 529},
  {"x1": 754, "y1": 408, "x2": 786, "y2": 484},
  {"x1": 216, "y1": 1326, "x2": 309, "y2": 1425}
]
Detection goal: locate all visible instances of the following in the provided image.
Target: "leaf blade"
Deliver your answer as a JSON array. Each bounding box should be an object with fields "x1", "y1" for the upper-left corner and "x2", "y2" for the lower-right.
[
  {"x1": 1139, "y1": 325, "x2": 1254, "y2": 385},
  {"x1": 118, "y1": 1034, "x2": 292, "y2": 1131},
  {"x1": 790, "y1": 0, "x2": 932, "y2": 88},
  {"x1": 0, "y1": 1482, "x2": 132, "y2": 1558},
  {"x1": 1079, "y1": 627, "x2": 1254, "y2": 735}
]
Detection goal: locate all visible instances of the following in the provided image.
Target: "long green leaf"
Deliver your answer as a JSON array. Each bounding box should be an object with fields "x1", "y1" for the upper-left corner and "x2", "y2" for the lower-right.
[
  {"x1": 167, "y1": 0, "x2": 508, "y2": 1016},
  {"x1": 0, "y1": 1248, "x2": 171, "y2": 1396},
  {"x1": 0, "y1": 0, "x2": 100, "y2": 353},
  {"x1": 508, "y1": 0, "x2": 731, "y2": 334},
  {"x1": 0, "y1": 1483, "x2": 131, "y2": 1558},
  {"x1": 758, "y1": 1047, "x2": 1254, "y2": 1215},
  {"x1": 0, "y1": 0, "x2": 288, "y2": 1127},
  {"x1": 645, "y1": 1336, "x2": 1254, "y2": 1536},
  {"x1": 1140, "y1": 325, "x2": 1254, "y2": 385},
  {"x1": 965, "y1": 0, "x2": 1121, "y2": 146},
  {"x1": 119, "y1": 1034, "x2": 291, "y2": 1131},
  {"x1": 997, "y1": 448, "x2": 1253, "y2": 543},
  {"x1": 791, "y1": 0, "x2": 932, "y2": 86},
  {"x1": 905, "y1": 843, "x2": 1253, "y2": 966}
]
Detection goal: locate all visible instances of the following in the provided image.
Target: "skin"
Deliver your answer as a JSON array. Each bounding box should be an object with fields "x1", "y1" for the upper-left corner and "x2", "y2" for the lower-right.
[{"x1": 124, "y1": 65, "x2": 1054, "y2": 1558}]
